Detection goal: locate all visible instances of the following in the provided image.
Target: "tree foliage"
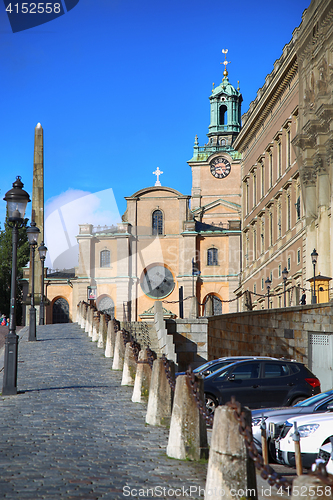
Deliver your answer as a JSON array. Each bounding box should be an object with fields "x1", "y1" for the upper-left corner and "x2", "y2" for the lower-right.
[{"x1": 0, "y1": 218, "x2": 30, "y2": 324}]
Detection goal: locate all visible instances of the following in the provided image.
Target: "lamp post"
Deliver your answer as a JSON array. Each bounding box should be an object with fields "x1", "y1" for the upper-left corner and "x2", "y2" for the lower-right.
[
  {"x1": 2, "y1": 176, "x2": 30, "y2": 396},
  {"x1": 27, "y1": 222, "x2": 40, "y2": 341},
  {"x1": 282, "y1": 267, "x2": 289, "y2": 308},
  {"x1": 38, "y1": 242, "x2": 47, "y2": 325},
  {"x1": 265, "y1": 277, "x2": 271, "y2": 309},
  {"x1": 311, "y1": 248, "x2": 318, "y2": 304}
]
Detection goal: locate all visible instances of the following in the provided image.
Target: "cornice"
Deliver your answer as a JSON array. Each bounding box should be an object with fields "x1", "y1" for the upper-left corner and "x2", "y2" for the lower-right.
[{"x1": 234, "y1": 45, "x2": 298, "y2": 152}]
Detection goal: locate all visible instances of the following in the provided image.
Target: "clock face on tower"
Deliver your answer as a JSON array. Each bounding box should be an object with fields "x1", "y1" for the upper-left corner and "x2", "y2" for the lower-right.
[
  {"x1": 140, "y1": 265, "x2": 175, "y2": 299},
  {"x1": 210, "y1": 156, "x2": 231, "y2": 179}
]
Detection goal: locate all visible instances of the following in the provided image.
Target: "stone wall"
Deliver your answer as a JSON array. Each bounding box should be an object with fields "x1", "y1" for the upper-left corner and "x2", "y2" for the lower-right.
[{"x1": 207, "y1": 302, "x2": 333, "y2": 365}]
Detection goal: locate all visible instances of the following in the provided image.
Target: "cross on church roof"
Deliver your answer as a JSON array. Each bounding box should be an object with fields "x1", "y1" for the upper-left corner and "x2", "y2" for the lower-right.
[
  {"x1": 153, "y1": 167, "x2": 163, "y2": 186},
  {"x1": 221, "y1": 48, "x2": 230, "y2": 77}
]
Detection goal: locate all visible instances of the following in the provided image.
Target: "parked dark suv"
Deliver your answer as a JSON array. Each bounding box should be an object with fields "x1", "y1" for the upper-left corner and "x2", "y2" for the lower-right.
[{"x1": 204, "y1": 359, "x2": 321, "y2": 414}]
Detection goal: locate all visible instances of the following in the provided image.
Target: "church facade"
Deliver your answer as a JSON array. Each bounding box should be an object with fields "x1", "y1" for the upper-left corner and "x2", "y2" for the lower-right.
[{"x1": 44, "y1": 60, "x2": 243, "y2": 323}]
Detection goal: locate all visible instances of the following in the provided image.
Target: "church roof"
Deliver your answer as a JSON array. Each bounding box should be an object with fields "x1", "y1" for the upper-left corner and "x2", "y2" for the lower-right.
[
  {"x1": 211, "y1": 75, "x2": 241, "y2": 98},
  {"x1": 126, "y1": 186, "x2": 188, "y2": 199}
]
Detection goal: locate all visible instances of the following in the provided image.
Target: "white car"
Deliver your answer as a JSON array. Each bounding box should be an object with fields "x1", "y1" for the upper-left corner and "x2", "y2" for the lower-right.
[
  {"x1": 318, "y1": 441, "x2": 333, "y2": 474},
  {"x1": 275, "y1": 412, "x2": 333, "y2": 468}
]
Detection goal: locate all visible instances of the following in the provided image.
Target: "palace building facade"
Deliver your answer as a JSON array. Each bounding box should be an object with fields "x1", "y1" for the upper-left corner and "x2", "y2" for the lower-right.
[{"x1": 234, "y1": 0, "x2": 333, "y2": 310}]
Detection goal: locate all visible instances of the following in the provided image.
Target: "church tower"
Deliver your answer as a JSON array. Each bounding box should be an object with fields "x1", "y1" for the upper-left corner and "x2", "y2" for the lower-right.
[
  {"x1": 186, "y1": 50, "x2": 243, "y2": 314},
  {"x1": 207, "y1": 49, "x2": 242, "y2": 150},
  {"x1": 188, "y1": 49, "x2": 242, "y2": 215}
]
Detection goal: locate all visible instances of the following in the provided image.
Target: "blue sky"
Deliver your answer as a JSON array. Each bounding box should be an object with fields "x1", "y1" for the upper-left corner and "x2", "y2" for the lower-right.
[{"x1": 0, "y1": 0, "x2": 309, "y2": 266}]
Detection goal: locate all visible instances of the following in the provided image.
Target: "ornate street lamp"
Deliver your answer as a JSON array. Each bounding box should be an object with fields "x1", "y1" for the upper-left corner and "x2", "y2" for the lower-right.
[
  {"x1": 282, "y1": 267, "x2": 289, "y2": 308},
  {"x1": 38, "y1": 242, "x2": 47, "y2": 325},
  {"x1": 265, "y1": 277, "x2": 271, "y2": 309},
  {"x1": 26, "y1": 221, "x2": 40, "y2": 341},
  {"x1": 2, "y1": 176, "x2": 30, "y2": 396},
  {"x1": 311, "y1": 248, "x2": 318, "y2": 304}
]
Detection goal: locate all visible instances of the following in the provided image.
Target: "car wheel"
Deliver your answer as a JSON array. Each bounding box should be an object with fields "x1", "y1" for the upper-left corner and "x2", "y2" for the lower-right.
[
  {"x1": 205, "y1": 394, "x2": 218, "y2": 415},
  {"x1": 291, "y1": 396, "x2": 306, "y2": 405}
]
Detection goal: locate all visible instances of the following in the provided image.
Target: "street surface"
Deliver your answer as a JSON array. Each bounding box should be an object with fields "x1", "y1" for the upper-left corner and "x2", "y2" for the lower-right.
[{"x1": 0, "y1": 323, "x2": 297, "y2": 499}]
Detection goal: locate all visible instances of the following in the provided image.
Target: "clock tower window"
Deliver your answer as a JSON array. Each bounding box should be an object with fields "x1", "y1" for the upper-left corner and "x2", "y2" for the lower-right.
[
  {"x1": 207, "y1": 247, "x2": 218, "y2": 266},
  {"x1": 152, "y1": 210, "x2": 163, "y2": 235},
  {"x1": 219, "y1": 105, "x2": 228, "y2": 126}
]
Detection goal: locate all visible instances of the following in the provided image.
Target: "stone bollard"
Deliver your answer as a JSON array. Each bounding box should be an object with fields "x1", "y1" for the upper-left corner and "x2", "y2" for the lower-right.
[
  {"x1": 85, "y1": 306, "x2": 91, "y2": 334},
  {"x1": 121, "y1": 343, "x2": 137, "y2": 386},
  {"x1": 76, "y1": 303, "x2": 81, "y2": 325},
  {"x1": 146, "y1": 358, "x2": 175, "y2": 426},
  {"x1": 132, "y1": 349, "x2": 152, "y2": 403},
  {"x1": 97, "y1": 313, "x2": 107, "y2": 349},
  {"x1": 166, "y1": 374, "x2": 208, "y2": 461},
  {"x1": 204, "y1": 405, "x2": 257, "y2": 500},
  {"x1": 112, "y1": 330, "x2": 126, "y2": 370},
  {"x1": 105, "y1": 319, "x2": 116, "y2": 358},
  {"x1": 92, "y1": 313, "x2": 100, "y2": 342},
  {"x1": 88, "y1": 307, "x2": 94, "y2": 338},
  {"x1": 291, "y1": 474, "x2": 333, "y2": 500}
]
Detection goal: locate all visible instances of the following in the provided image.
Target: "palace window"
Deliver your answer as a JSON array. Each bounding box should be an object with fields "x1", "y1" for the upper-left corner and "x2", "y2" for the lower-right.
[
  {"x1": 287, "y1": 192, "x2": 291, "y2": 230},
  {"x1": 253, "y1": 228, "x2": 257, "y2": 259},
  {"x1": 260, "y1": 219, "x2": 265, "y2": 254},
  {"x1": 253, "y1": 172, "x2": 257, "y2": 206},
  {"x1": 269, "y1": 211, "x2": 273, "y2": 247},
  {"x1": 207, "y1": 248, "x2": 218, "y2": 266},
  {"x1": 261, "y1": 163, "x2": 265, "y2": 198},
  {"x1": 269, "y1": 152, "x2": 273, "y2": 187},
  {"x1": 278, "y1": 142, "x2": 282, "y2": 177},
  {"x1": 152, "y1": 210, "x2": 163, "y2": 235},
  {"x1": 245, "y1": 181, "x2": 249, "y2": 214},
  {"x1": 100, "y1": 249, "x2": 111, "y2": 268},
  {"x1": 286, "y1": 129, "x2": 291, "y2": 168},
  {"x1": 277, "y1": 202, "x2": 282, "y2": 239}
]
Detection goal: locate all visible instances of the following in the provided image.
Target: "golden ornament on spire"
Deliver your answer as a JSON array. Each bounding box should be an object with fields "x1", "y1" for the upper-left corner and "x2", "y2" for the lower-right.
[{"x1": 221, "y1": 48, "x2": 230, "y2": 77}]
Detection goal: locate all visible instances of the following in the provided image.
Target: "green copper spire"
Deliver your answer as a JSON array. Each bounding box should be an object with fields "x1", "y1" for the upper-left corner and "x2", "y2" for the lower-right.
[{"x1": 189, "y1": 50, "x2": 242, "y2": 162}]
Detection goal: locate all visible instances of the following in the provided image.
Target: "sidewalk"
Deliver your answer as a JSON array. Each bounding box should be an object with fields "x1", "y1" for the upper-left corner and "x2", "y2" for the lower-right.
[
  {"x1": 0, "y1": 323, "x2": 207, "y2": 499},
  {"x1": 0, "y1": 323, "x2": 295, "y2": 500}
]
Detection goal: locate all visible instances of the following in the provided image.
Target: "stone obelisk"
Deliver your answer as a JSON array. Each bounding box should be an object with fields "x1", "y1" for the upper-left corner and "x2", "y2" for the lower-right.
[{"x1": 29, "y1": 123, "x2": 44, "y2": 303}]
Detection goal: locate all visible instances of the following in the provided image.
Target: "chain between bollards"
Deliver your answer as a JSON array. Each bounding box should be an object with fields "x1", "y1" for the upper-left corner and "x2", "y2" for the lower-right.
[
  {"x1": 185, "y1": 366, "x2": 214, "y2": 426},
  {"x1": 162, "y1": 354, "x2": 176, "y2": 391}
]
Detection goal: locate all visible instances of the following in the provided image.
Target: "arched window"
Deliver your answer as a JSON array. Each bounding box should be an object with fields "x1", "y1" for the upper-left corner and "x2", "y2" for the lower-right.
[
  {"x1": 100, "y1": 249, "x2": 110, "y2": 268},
  {"x1": 203, "y1": 295, "x2": 222, "y2": 316},
  {"x1": 219, "y1": 105, "x2": 227, "y2": 125},
  {"x1": 152, "y1": 210, "x2": 163, "y2": 235},
  {"x1": 207, "y1": 248, "x2": 218, "y2": 266}
]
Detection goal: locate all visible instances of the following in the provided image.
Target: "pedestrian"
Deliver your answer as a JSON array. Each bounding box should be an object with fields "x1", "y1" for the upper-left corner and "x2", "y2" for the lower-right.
[{"x1": 300, "y1": 290, "x2": 306, "y2": 305}]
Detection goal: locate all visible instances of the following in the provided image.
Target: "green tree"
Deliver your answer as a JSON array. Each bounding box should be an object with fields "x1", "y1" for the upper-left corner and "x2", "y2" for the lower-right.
[{"x1": 0, "y1": 218, "x2": 30, "y2": 325}]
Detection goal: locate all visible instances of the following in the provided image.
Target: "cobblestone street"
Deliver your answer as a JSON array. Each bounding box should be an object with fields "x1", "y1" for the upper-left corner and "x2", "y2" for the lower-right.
[{"x1": 0, "y1": 324, "x2": 207, "y2": 499}]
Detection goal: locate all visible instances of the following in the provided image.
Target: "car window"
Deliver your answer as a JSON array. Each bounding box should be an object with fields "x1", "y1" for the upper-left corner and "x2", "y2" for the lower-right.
[
  {"x1": 288, "y1": 363, "x2": 300, "y2": 374},
  {"x1": 315, "y1": 397, "x2": 333, "y2": 411},
  {"x1": 206, "y1": 361, "x2": 232, "y2": 374},
  {"x1": 229, "y1": 363, "x2": 260, "y2": 380},
  {"x1": 296, "y1": 391, "x2": 333, "y2": 407},
  {"x1": 194, "y1": 361, "x2": 212, "y2": 373},
  {"x1": 264, "y1": 363, "x2": 290, "y2": 378}
]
